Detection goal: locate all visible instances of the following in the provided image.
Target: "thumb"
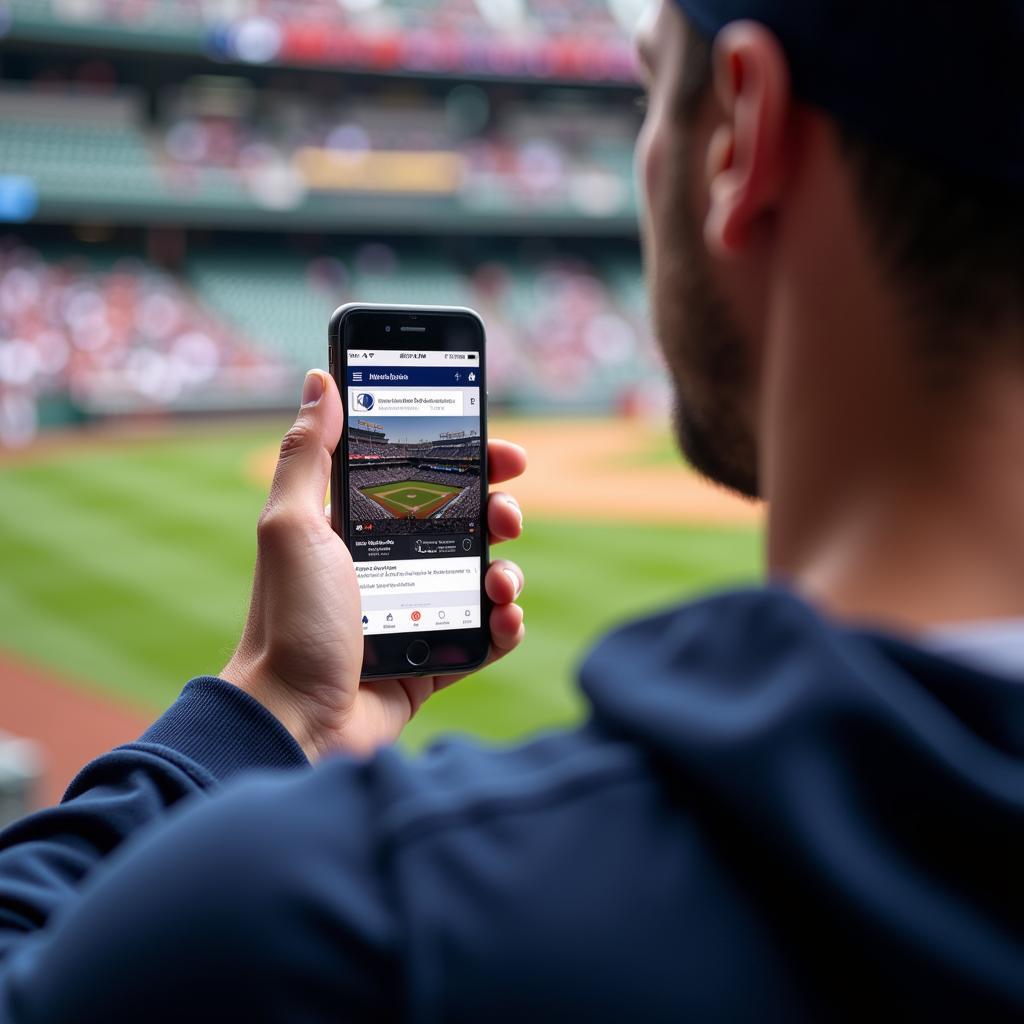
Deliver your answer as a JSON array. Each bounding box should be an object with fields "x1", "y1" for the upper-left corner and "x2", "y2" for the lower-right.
[{"x1": 267, "y1": 369, "x2": 343, "y2": 517}]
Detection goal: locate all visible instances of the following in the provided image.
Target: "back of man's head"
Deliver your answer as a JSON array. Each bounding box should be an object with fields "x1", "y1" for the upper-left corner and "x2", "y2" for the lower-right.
[
  {"x1": 675, "y1": 0, "x2": 1024, "y2": 342},
  {"x1": 636, "y1": 0, "x2": 1024, "y2": 623}
]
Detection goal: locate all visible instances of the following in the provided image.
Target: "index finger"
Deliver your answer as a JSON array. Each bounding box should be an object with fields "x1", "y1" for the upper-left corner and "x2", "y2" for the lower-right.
[{"x1": 488, "y1": 439, "x2": 527, "y2": 485}]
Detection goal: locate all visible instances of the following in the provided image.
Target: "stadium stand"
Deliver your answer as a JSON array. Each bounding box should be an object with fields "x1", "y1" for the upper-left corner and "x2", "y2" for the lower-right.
[
  {"x1": 190, "y1": 247, "x2": 654, "y2": 406},
  {"x1": 421, "y1": 444, "x2": 479, "y2": 458},
  {"x1": 408, "y1": 467, "x2": 479, "y2": 487},
  {"x1": 154, "y1": 84, "x2": 639, "y2": 217},
  {"x1": 0, "y1": 89, "x2": 164, "y2": 206},
  {"x1": 350, "y1": 438, "x2": 401, "y2": 458},
  {"x1": 443, "y1": 479, "x2": 481, "y2": 520},
  {"x1": 0, "y1": 239, "x2": 292, "y2": 444},
  {"x1": 0, "y1": 75, "x2": 638, "y2": 228},
  {"x1": 0, "y1": 1, "x2": 653, "y2": 443},
  {"x1": 350, "y1": 466, "x2": 423, "y2": 489},
  {"x1": 348, "y1": 479, "x2": 397, "y2": 520},
  {"x1": 0, "y1": 237, "x2": 655, "y2": 442},
  {"x1": 6, "y1": 0, "x2": 642, "y2": 82}
]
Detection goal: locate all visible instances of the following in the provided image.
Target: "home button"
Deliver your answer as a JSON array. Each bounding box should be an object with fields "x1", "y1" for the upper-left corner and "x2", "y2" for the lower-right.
[{"x1": 406, "y1": 639, "x2": 430, "y2": 668}]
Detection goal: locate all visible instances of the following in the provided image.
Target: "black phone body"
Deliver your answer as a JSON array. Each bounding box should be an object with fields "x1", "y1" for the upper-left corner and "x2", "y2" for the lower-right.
[{"x1": 329, "y1": 303, "x2": 490, "y2": 679}]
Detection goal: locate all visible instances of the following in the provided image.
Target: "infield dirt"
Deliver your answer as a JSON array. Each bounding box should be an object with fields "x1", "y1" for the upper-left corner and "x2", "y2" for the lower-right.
[{"x1": 0, "y1": 651, "x2": 150, "y2": 805}]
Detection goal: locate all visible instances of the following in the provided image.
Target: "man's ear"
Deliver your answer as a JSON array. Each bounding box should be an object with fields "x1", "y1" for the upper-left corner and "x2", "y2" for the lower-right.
[{"x1": 703, "y1": 20, "x2": 792, "y2": 258}]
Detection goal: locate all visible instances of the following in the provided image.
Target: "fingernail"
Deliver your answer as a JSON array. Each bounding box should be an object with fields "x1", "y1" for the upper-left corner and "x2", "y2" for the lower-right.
[
  {"x1": 506, "y1": 496, "x2": 523, "y2": 528},
  {"x1": 302, "y1": 370, "x2": 325, "y2": 408},
  {"x1": 503, "y1": 568, "x2": 521, "y2": 599}
]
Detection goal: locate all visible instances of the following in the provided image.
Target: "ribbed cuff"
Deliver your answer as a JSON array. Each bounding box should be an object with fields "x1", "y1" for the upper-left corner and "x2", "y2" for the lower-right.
[{"x1": 138, "y1": 677, "x2": 309, "y2": 783}]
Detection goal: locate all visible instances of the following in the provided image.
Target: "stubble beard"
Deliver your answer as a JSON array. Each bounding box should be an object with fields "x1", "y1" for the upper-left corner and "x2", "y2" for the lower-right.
[{"x1": 648, "y1": 138, "x2": 761, "y2": 502}]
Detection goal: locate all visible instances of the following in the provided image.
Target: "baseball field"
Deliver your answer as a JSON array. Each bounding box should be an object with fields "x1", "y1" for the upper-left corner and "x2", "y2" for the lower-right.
[
  {"x1": 361, "y1": 479, "x2": 463, "y2": 518},
  {"x1": 0, "y1": 418, "x2": 762, "y2": 801}
]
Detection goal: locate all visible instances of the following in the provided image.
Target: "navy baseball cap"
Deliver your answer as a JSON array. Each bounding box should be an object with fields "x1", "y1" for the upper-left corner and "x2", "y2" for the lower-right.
[{"x1": 673, "y1": 0, "x2": 1024, "y2": 185}]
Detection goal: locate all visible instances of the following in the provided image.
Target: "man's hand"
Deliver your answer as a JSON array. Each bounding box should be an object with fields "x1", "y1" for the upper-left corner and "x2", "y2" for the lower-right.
[{"x1": 221, "y1": 369, "x2": 527, "y2": 761}]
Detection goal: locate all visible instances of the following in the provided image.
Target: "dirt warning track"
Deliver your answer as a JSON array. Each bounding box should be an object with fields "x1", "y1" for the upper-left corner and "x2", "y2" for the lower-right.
[{"x1": 0, "y1": 652, "x2": 151, "y2": 807}]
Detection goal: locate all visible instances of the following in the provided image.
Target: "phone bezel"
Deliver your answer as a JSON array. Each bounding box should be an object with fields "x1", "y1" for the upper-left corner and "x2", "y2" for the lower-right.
[{"x1": 329, "y1": 302, "x2": 491, "y2": 679}]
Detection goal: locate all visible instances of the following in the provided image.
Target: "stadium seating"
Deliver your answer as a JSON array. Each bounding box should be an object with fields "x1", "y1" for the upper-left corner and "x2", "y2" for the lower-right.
[
  {"x1": 189, "y1": 247, "x2": 655, "y2": 407},
  {"x1": 0, "y1": 75, "x2": 638, "y2": 228},
  {"x1": 0, "y1": 235, "x2": 654, "y2": 444},
  {"x1": 7, "y1": 0, "x2": 639, "y2": 79},
  {"x1": 0, "y1": 90, "x2": 163, "y2": 205},
  {"x1": 155, "y1": 86, "x2": 639, "y2": 217},
  {"x1": 188, "y1": 254, "x2": 339, "y2": 367},
  {"x1": 0, "y1": 239, "x2": 293, "y2": 444},
  {"x1": 0, "y1": 0, "x2": 653, "y2": 444}
]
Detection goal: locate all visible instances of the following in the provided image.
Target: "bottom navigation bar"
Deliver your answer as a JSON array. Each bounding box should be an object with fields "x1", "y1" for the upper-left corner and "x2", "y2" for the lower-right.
[{"x1": 361, "y1": 604, "x2": 480, "y2": 637}]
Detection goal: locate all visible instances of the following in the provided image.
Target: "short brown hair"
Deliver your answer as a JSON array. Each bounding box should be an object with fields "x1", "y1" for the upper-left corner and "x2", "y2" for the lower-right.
[{"x1": 681, "y1": 23, "x2": 1024, "y2": 345}]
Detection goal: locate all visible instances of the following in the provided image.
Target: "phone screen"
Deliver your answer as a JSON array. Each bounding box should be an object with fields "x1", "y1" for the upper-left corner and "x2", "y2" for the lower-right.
[{"x1": 344, "y1": 346, "x2": 483, "y2": 639}]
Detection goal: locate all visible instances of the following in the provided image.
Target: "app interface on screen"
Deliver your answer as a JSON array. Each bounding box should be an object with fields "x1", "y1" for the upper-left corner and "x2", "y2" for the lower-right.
[{"x1": 346, "y1": 348, "x2": 482, "y2": 636}]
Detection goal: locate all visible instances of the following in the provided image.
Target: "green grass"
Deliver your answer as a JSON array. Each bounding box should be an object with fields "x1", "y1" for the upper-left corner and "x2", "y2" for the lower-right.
[
  {"x1": 360, "y1": 479, "x2": 459, "y2": 517},
  {"x1": 0, "y1": 423, "x2": 762, "y2": 748}
]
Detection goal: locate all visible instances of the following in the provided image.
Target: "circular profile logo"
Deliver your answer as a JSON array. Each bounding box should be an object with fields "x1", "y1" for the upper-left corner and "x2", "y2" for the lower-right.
[
  {"x1": 411, "y1": 610, "x2": 421, "y2": 622},
  {"x1": 355, "y1": 392, "x2": 374, "y2": 411}
]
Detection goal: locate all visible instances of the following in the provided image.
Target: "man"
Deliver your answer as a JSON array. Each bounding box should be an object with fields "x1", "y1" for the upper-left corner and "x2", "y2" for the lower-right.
[{"x1": 1, "y1": 0, "x2": 1023, "y2": 1018}]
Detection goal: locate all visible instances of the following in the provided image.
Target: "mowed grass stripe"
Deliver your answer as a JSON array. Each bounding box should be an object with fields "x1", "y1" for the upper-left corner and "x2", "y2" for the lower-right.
[
  {"x1": 13, "y1": 455, "x2": 263, "y2": 578},
  {"x1": 31, "y1": 432, "x2": 265, "y2": 521},
  {"x1": 0, "y1": 574, "x2": 184, "y2": 710},
  {"x1": 0, "y1": 426, "x2": 287, "y2": 707},
  {"x1": 0, "y1": 513, "x2": 246, "y2": 693},
  {"x1": 0, "y1": 468, "x2": 253, "y2": 696},
  {"x1": 0, "y1": 504, "x2": 245, "y2": 642},
  {"x1": 18, "y1": 425, "x2": 288, "y2": 492},
  {"x1": 0, "y1": 480, "x2": 251, "y2": 625}
]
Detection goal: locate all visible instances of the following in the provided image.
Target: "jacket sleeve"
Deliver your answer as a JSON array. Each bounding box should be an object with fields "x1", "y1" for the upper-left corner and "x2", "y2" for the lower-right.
[
  {"x1": 0, "y1": 740, "x2": 403, "y2": 1024},
  {"x1": 0, "y1": 676, "x2": 308, "y2": 965}
]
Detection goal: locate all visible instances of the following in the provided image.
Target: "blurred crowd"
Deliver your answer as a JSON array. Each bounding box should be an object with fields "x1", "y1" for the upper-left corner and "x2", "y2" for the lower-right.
[
  {"x1": 0, "y1": 236, "x2": 658, "y2": 447},
  {"x1": 159, "y1": 83, "x2": 637, "y2": 216},
  {"x1": 2, "y1": 33, "x2": 640, "y2": 216},
  {"x1": 0, "y1": 0, "x2": 659, "y2": 448},
  {"x1": 0, "y1": 240, "x2": 290, "y2": 447},
  {"x1": 293, "y1": 240, "x2": 654, "y2": 405},
  {"x1": 24, "y1": 0, "x2": 643, "y2": 80},
  {"x1": 0, "y1": 236, "x2": 658, "y2": 446},
  {"x1": 37, "y1": 0, "x2": 628, "y2": 37},
  {"x1": 350, "y1": 439, "x2": 479, "y2": 459}
]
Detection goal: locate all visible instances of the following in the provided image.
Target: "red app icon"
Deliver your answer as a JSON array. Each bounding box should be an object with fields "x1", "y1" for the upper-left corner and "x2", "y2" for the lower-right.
[{"x1": 411, "y1": 610, "x2": 421, "y2": 621}]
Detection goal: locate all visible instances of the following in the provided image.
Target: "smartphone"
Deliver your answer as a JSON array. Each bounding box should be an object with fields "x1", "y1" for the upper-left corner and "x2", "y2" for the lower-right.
[{"x1": 329, "y1": 303, "x2": 490, "y2": 679}]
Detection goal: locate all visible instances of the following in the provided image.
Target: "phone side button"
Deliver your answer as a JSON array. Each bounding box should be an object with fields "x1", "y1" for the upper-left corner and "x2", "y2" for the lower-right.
[{"x1": 406, "y1": 639, "x2": 430, "y2": 667}]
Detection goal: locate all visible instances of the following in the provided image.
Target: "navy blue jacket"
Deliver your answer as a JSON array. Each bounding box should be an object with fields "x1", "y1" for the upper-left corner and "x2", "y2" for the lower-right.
[{"x1": 0, "y1": 587, "x2": 1022, "y2": 1021}]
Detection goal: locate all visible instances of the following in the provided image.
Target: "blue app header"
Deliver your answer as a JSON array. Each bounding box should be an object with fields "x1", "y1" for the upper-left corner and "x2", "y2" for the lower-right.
[{"x1": 347, "y1": 366, "x2": 480, "y2": 388}]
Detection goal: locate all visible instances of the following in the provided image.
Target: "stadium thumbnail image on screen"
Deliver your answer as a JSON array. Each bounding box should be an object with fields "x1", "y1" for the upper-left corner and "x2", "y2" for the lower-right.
[{"x1": 348, "y1": 417, "x2": 482, "y2": 528}]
